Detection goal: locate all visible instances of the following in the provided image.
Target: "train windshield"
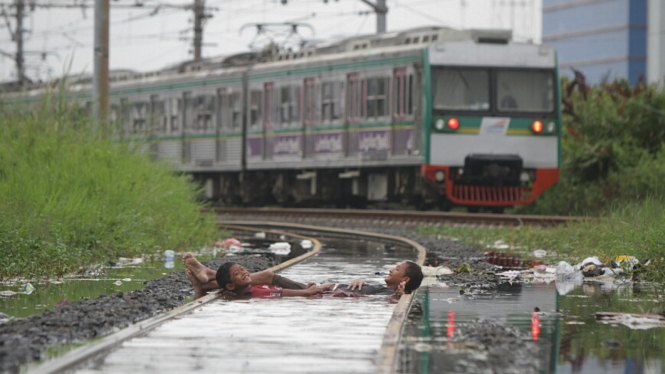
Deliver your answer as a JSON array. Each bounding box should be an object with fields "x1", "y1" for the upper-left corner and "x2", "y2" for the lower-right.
[
  {"x1": 432, "y1": 69, "x2": 489, "y2": 111},
  {"x1": 496, "y1": 70, "x2": 554, "y2": 113}
]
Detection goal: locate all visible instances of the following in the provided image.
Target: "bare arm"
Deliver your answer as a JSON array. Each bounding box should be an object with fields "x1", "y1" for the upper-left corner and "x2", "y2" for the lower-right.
[{"x1": 282, "y1": 285, "x2": 323, "y2": 297}]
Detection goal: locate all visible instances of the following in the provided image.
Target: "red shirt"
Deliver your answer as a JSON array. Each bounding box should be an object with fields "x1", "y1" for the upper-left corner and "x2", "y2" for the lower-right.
[{"x1": 246, "y1": 285, "x2": 282, "y2": 299}]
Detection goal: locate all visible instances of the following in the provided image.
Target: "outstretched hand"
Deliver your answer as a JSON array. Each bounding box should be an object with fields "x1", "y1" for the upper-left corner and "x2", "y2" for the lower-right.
[
  {"x1": 347, "y1": 279, "x2": 370, "y2": 291},
  {"x1": 395, "y1": 281, "x2": 406, "y2": 297}
]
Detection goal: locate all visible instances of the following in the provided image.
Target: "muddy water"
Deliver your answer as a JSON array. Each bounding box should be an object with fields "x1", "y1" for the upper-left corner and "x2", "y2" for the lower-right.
[{"x1": 398, "y1": 281, "x2": 664, "y2": 374}]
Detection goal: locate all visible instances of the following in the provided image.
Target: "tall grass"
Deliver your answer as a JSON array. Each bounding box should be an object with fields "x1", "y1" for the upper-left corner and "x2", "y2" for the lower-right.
[
  {"x1": 0, "y1": 93, "x2": 217, "y2": 279},
  {"x1": 419, "y1": 198, "x2": 665, "y2": 281}
]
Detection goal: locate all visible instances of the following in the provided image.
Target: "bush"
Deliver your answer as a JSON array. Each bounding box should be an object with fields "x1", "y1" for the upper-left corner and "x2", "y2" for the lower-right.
[
  {"x1": 0, "y1": 93, "x2": 217, "y2": 279},
  {"x1": 516, "y1": 72, "x2": 665, "y2": 215}
]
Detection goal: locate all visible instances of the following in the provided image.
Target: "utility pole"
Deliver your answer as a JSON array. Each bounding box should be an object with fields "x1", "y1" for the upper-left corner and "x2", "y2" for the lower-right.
[
  {"x1": 14, "y1": 0, "x2": 24, "y2": 85},
  {"x1": 93, "y1": 0, "x2": 109, "y2": 137},
  {"x1": 359, "y1": 0, "x2": 387, "y2": 34},
  {"x1": 193, "y1": 0, "x2": 204, "y2": 60}
]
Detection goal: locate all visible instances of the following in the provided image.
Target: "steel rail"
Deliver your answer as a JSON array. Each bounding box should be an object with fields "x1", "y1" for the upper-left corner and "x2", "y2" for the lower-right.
[
  {"x1": 27, "y1": 227, "x2": 322, "y2": 374},
  {"x1": 223, "y1": 221, "x2": 428, "y2": 373},
  {"x1": 214, "y1": 207, "x2": 587, "y2": 227}
]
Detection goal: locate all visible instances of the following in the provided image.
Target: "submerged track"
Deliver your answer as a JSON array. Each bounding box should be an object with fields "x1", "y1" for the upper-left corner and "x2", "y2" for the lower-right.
[{"x1": 30, "y1": 222, "x2": 425, "y2": 374}]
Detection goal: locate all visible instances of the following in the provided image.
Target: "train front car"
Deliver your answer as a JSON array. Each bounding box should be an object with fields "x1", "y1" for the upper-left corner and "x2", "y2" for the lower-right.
[{"x1": 422, "y1": 41, "x2": 560, "y2": 213}]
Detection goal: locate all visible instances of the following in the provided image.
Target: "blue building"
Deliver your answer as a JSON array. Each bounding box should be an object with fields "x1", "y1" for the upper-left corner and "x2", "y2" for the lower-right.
[{"x1": 542, "y1": 0, "x2": 658, "y2": 86}]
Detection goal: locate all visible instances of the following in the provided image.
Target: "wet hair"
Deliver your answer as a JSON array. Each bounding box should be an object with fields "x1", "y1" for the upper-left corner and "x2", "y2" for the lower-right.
[
  {"x1": 215, "y1": 262, "x2": 238, "y2": 291},
  {"x1": 403, "y1": 261, "x2": 423, "y2": 294}
]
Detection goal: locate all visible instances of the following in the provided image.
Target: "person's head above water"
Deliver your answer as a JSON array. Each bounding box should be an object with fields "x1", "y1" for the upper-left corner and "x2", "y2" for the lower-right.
[
  {"x1": 215, "y1": 262, "x2": 252, "y2": 292},
  {"x1": 384, "y1": 261, "x2": 423, "y2": 294}
]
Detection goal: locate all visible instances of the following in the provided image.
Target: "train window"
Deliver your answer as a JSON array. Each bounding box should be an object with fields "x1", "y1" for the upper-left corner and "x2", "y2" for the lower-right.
[
  {"x1": 496, "y1": 70, "x2": 555, "y2": 113},
  {"x1": 432, "y1": 69, "x2": 489, "y2": 111},
  {"x1": 304, "y1": 78, "x2": 316, "y2": 126},
  {"x1": 150, "y1": 95, "x2": 166, "y2": 133},
  {"x1": 432, "y1": 34, "x2": 438, "y2": 41},
  {"x1": 231, "y1": 92, "x2": 242, "y2": 129},
  {"x1": 183, "y1": 92, "x2": 194, "y2": 131},
  {"x1": 292, "y1": 86, "x2": 301, "y2": 125},
  {"x1": 322, "y1": 82, "x2": 343, "y2": 123},
  {"x1": 130, "y1": 102, "x2": 148, "y2": 134},
  {"x1": 366, "y1": 77, "x2": 388, "y2": 119},
  {"x1": 167, "y1": 98, "x2": 180, "y2": 133},
  {"x1": 250, "y1": 90, "x2": 262, "y2": 128},
  {"x1": 281, "y1": 86, "x2": 291, "y2": 125},
  {"x1": 194, "y1": 95, "x2": 214, "y2": 132},
  {"x1": 120, "y1": 99, "x2": 130, "y2": 135},
  {"x1": 110, "y1": 104, "x2": 120, "y2": 127},
  {"x1": 217, "y1": 91, "x2": 226, "y2": 129},
  {"x1": 423, "y1": 35, "x2": 430, "y2": 43}
]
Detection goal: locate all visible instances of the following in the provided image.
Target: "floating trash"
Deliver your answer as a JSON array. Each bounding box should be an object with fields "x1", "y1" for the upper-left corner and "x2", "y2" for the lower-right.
[
  {"x1": 55, "y1": 299, "x2": 69, "y2": 308},
  {"x1": 0, "y1": 291, "x2": 18, "y2": 297},
  {"x1": 0, "y1": 312, "x2": 11, "y2": 324},
  {"x1": 122, "y1": 278, "x2": 132, "y2": 282},
  {"x1": 164, "y1": 250, "x2": 175, "y2": 269},
  {"x1": 218, "y1": 238, "x2": 242, "y2": 248},
  {"x1": 114, "y1": 280, "x2": 122, "y2": 286},
  {"x1": 300, "y1": 239, "x2": 313, "y2": 249},
  {"x1": 48, "y1": 280, "x2": 62, "y2": 285},
  {"x1": 23, "y1": 283, "x2": 35, "y2": 295},
  {"x1": 436, "y1": 267, "x2": 453, "y2": 276},
  {"x1": 532, "y1": 249, "x2": 547, "y2": 258},
  {"x1": 254, "y1": 232, "x2": 266, "y2": 239},
  {"x1": 457, "y1": 263, "x2": 471, "y2": 273},
  {"x1": 269, "y1": 242, "x2": 291, "y2": 255}
]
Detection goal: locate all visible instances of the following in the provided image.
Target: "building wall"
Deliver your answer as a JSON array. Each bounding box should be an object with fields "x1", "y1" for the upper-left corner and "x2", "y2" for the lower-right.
[
  {"x1": 647, "y1": 0, "x2": 665, "y2": 84},
  {"x1": 542, "y1": 0, "x2": 647, "y2": 86}
]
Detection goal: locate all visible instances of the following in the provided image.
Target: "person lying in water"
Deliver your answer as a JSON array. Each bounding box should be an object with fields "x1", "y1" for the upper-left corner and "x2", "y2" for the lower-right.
[
  {"x1": 214, "y1": 261, "x2": 330, "y2": 299},
  {"x1": 183, "y1": 253, "x2": 423, "y2": 299}
]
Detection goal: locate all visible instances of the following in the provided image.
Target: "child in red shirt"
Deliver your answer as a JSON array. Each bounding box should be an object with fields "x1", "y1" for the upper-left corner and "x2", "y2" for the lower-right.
[{"x1": 215, "y1": 262, "x2": 331, "y2": 299}]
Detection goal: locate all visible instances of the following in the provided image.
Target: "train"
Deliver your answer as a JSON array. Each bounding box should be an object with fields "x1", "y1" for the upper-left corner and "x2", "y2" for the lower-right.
[{"x1": 3, "y1": 26, "x2": 561, "y2": 212}]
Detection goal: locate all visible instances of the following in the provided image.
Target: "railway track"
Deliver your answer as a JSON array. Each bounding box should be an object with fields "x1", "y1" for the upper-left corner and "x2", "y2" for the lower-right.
[
  {"x1": 214, "y1": 207, "x2": 586, "y2": 227},
  {"x1": 29, "y1": 222, "x2": 425, "y2": 374}
]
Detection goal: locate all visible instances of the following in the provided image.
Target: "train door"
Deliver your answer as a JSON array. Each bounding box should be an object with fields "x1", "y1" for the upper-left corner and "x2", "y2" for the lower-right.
[
  {"x1": 263, "y1": 82, "x2": 274, "y2": 161},
  {"x1": 345, "y1": 73, "x2": 360, "y2": 158},
  {"x1": 392, "y1": 67, "x2": 416, "y2": 155},
  {"x1": 303, "y1": 77, "x2": 316, "y2": 159},
  {"x1": 181, "y1": 91, "x2": 193, "y2": 164}
]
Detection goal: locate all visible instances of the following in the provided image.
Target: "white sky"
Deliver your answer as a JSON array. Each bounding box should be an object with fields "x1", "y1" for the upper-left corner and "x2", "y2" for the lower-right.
[{"x1": 0, "y1": 0, "x2": 542, "y2": 83}]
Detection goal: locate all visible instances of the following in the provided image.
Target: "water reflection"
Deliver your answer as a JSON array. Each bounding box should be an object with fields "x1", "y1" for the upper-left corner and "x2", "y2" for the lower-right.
[{"x1": 398, "y1": 280, "x2": 664, "y2": 374}]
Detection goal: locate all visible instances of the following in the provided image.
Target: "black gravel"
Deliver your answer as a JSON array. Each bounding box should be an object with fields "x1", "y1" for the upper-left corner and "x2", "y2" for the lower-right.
[{"x1": 0, "y1": 255, "x2": 275, "y2": 374}]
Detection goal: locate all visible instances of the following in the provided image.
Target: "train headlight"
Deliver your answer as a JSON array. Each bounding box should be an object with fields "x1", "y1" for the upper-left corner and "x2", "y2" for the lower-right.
[
  {"x1": 532, "y1": 120, "x2": 543, "y2": 133},
  {"x1": 435, "y1": 119, "x2": 445, "y2": 130},
  {"x1": 547, "y1": 122, "x2": 555, "y2": 133},
  {"x1": 435, "y1": 170, "x2": 445, "y2": 183},
  {"x1": 448, "y1": 118, "x2": 459, "y2": 130},
  {"x1": 520, "y1": 171, "x2": 530, "y2": 182}
]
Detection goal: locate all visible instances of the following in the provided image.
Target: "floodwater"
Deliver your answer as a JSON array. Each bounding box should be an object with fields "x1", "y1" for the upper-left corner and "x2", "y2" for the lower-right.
[
  {"x1": 398, "y1": 279, "x2": 665, "y2": 374},
  {"x1": 66, "y1": 238, "x2": 418, "y2": 373},
  {"x1": 0, "y1": 239, "x2": 306, "y2": 320},
  {"x1": 0, "y1": 259, "x2": 186, "y2": 320}
]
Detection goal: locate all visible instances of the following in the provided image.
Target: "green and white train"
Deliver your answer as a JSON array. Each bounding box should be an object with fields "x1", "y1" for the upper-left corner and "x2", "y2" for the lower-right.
[{"x1": 4, "y1": 26, "x2": 561, "y2": 211}]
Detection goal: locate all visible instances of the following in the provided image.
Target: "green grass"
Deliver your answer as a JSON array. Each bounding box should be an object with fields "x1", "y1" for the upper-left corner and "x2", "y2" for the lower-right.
[
  {"x1": 418, "y1": 198, "x2": 665, "y2": 282},
  {"x1": 0, "y1": 94, "x2": 218, "y2": 279}
]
